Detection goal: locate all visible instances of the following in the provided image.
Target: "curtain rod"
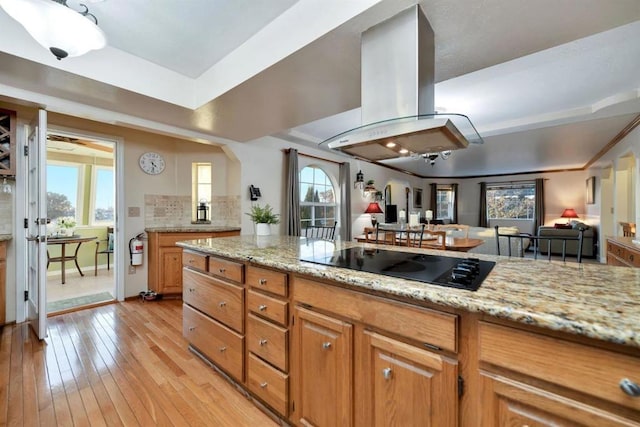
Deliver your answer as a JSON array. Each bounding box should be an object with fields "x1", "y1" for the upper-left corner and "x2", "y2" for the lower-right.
[
  {"x1": 480, "y1": 178, "x2": 548, "y2": 185},
  {"x1": 282, "y1": 148, "x2": 344, "y2": 166}
]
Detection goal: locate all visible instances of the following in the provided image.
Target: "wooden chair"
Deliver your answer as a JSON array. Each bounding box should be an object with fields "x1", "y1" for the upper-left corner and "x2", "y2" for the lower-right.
[
  {"x1": 495, "y1": 226, "x2": 583, "y2": 263},
  {"x1": 423, "y1": 230, "x2": 447, "y2": 250},
  {"x1": 398, "y1": 224, "x2": 426, "y2": 247},
  {"x1": 95, "y1": 226, "x2": 114, "y2": 275},
  {"x1": 303, "y1": 223, "x2": 337, "y2": 241},
  {"x1": 374, "y1": 224, "x2": 397, "y2": 245},
  {"x1": 620, "y1": 222, "x2": 636, "y2": 237}
]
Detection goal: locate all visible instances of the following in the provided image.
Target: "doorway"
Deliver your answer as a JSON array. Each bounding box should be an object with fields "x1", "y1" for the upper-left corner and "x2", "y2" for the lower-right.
[{"x1": 45, "y1": 131, "x2": 117, "y2": 313}]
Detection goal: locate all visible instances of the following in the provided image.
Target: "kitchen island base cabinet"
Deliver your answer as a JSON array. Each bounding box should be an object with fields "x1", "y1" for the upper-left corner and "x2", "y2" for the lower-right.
[{"x1": 293, "y1": 307, "x2": 353, "y2": 427}]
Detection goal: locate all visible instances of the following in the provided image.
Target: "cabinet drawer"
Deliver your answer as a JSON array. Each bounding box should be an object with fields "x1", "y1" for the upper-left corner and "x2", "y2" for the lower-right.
[
  {"x1": 183, "y1": 304, "x2": 244, "y2": 381},
  {"x1": 293, "y1": 277, "x2": 458, "y2": 353},
  {"x1": 183, "y1": 269, "x2": 244, "y2": 333},
  {"x1": 0, "y1": 242, "x2": 6, "y2": 260},
  {"x1": 159, "y1": 232, "x2": 215, "y2": 247},
  {"x1": 247, "y1": 353, "x2": 288, "y2": 416},
  {"x1": 182, "y1": 250, "x2": 207, "y2": 271},
  {"x1": 209, "y1": 256, "x2": 244, "y2": 283},
  {"x1": 247, "y1": 266, "x2": 288, "y2": 297},
  {"x1": 627, "y1": 249, "x2": 640, "y2": 268},
  {"x1": 248, "y1": 290, "x2": 288, "y2": 326},
  {"x1": 247, "y1": 314, "x2": 288, "y2": 372},
  {"x1": 479, "y1": 321, "x2": 640, "y2": 412}
]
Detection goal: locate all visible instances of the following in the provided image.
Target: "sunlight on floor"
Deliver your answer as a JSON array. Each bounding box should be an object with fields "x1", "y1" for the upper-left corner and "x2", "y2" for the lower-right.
[{"x1": 47, "y1": 268, "x2": 115, "y2": 312}]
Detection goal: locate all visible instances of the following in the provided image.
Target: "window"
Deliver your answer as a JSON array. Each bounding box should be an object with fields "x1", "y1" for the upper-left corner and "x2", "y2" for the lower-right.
[
  {"x1": 91, "y1": 166, "x2": 114, "y2": 224},
  {"x1": 486, "y1": 182, "x2": 535, "y2": 219},
  {"x1": 192, "y1": 162, "x2": 212, "y2": 220},
  {"x1": 436, "y1": 186, "x2": 455, "y2": 220},
  {"x1": 300, "y1": 166, "x2": 336, "y2": 228},
  {"x1": 46, "y1": 163, "x2": 82, "y2": 224}
]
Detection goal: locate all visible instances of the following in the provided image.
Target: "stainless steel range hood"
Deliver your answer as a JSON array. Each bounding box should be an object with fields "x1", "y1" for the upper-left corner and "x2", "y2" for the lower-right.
[{"x1": 325, "y1": 5, "x2": 482, "y2": 161}]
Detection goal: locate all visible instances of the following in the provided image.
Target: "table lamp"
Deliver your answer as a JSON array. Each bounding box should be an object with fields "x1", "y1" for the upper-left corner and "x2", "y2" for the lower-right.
[
  {"x1": 561, "y1": 208, "x2": 578, "y2": 224},
  {"x1": 364, "y1": 202, "x2": 384, "y2": 226},
  {"x1": 425, "y1": 210, "x2": 433, "y2": 228}
]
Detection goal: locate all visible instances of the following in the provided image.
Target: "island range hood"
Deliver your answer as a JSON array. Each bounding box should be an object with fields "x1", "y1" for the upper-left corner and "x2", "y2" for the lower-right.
[{"x1": 324, "y1": 5, "x2": 482, "y2": 161}]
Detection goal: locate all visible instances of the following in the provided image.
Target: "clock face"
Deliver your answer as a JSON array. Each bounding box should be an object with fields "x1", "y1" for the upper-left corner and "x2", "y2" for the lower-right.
[{"x1": 139, "y1": 152, "x2": 165, "y2": 175}]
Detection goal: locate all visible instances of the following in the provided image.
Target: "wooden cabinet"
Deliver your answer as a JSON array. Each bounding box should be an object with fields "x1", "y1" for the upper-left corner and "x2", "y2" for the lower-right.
[
  {"x1": 479, "y1": 321, "x2": 640, "y2": 425},
  {"x1": 293, "y1": 306, "x2": 353, "y2": 427},
  {"x1": 0, "y1": 109, "x2": 16, "y2": 177},
  {"x1": 363, "y1": 331, "x2": 457, "y2": 427},
  {"x1": 607, "y1": 237, "x2": 640, "y2": 268},
  {"x1": 0, "y1": 240, "x2": 6, "y2": 325},
  {"x1": 246, "y1": 265, "x2": 291, "y2": 417},
  {"x1": 183, "y1": 253, "x2": 246, "y2": 383},
  {"x1": 147, "y1": 230, "x2": 239, "y2": 296},
  {"x1": 291, "y1": 277, "x2": 458, "y2": 427}
]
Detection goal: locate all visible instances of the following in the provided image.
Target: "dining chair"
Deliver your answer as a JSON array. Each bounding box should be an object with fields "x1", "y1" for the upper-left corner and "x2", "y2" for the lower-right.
[
  {"x1": 374, "y1": 224, "x2": 397, "y2": 245},
  {"x1": 95, "y1": 226, "x2": 114, "y2": 275},
  {"x1": 495, "y1": 226, "x2": 583, "y2": 263},
  {"x1": 423, "y1": 230, "x2": 446, "y2": 250},
  {"x1": 620, "y1": 222, "x2": 636, "y2": 237},
  {"x1": 399, "y1": 224, "x2": 425, "y2": 247},
  {"x1": 304, "y1": 223, "x2": 337, "y2": 241}
]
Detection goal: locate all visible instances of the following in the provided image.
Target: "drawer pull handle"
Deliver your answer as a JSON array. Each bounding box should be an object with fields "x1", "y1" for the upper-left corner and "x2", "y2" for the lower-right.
[
  {"x1": 188, "y1": 326, "x2": 196, "y2": 331},
  {"x1": 219, "y1": 346, "x2": 227, "y2": 352},
  {"x1": 259, "y1": 339, "x2": 268, "y2": 346},
  {"x1": 219, "y1": 301, "x2": 227, "y2": 308},
  {"x1": 258, "y1": 304, "x2": 267, "y2": 311},
  {"x1": 630, "y1": 255, "x2": 635, "y2": 262},
  {"x1": 260, "y1": 382, "x2": 268, "y2": 388},
  {"x1": 188, "y1": 259, "x2": 194, "y2": 264},
  {"x1": 188, "y1": 288, "x2": 195, "y2": 293},
  {"x1": 322, "y1": 342, "x2": 332, "y2": 350},
  {"x1": 259, "y1": 278, "x2": 267, "y2": 285},
  {"x1": 382, "y1": 367, "x2": 393, "y2": 380},
  {"x1": 620, "y1": 378, "x2": 640, "y2": 397},
  {"x1": 219, "y1": 268, "x2": 226, "y2": 273}
]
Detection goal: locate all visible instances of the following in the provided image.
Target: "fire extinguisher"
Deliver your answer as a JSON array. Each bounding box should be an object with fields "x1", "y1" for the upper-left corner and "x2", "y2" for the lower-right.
[{"x1": 129, "y1": 233, "x2": 145, "y2": 266}]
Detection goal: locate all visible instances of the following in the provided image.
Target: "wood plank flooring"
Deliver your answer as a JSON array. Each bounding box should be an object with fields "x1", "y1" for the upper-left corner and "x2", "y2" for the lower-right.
[{"x1": 0, "y1": 299, "x2": 278, "y2": 426}]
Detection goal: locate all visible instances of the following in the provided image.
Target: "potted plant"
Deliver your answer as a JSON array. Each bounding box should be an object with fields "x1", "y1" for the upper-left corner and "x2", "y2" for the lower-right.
[
  {"x1": 246, "y1": 204, "x2": 280, "y2": 236},
  {"x1": 56, "y1": 216, "x2": 76, "y2": 237}
]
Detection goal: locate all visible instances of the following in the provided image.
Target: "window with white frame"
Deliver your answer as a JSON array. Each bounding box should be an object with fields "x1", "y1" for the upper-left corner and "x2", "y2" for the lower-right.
[
  {"x1": 46, "y1": 162, "x2": 82, "y2": 224},
  {"x1": 192, "y1": 162, "x2": 212, "y2": 220},
  {"x1": 486, "y1": 182, "x2": 535, "y2": 219},
  {"x1": 299, "y1": 166, "x2": 336, "y2": 228},
  {"x1": 91, "y1": 166, "x2": 114, "y2": 224},
  {"x1": 435, "y1": 185, "x2": 455, "y2": 220}
]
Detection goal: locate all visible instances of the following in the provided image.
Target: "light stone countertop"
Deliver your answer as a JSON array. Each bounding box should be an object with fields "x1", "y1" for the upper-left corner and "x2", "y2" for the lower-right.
[
  {"x1": 0, "y1": 234, "x2": 12, "y2": 241},
  {"x1": 145, "y1": 226, "x2": 241, "y2": 233},
  {"x1": 177, "y1": 235, "x2": 640, "y2": 349}
]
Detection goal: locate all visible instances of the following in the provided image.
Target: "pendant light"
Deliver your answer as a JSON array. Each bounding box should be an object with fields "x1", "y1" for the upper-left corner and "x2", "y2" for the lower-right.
[{"x1": 0, "y1": 0, "x2": 107, "y2": 60}]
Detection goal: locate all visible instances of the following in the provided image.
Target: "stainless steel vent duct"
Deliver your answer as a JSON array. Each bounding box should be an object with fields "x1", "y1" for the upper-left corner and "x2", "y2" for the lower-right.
[{"x1": 324, "y1": 5, "x2": 482, "y2": 161}]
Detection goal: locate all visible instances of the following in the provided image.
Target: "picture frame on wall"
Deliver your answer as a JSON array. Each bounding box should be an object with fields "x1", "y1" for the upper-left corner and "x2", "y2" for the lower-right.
[
  {"x1": 586, "y1": 176, "x2": 595, "y2": 204},
  {"x1": 413, "y1": 188, "x2": 423, "y2": 209}
]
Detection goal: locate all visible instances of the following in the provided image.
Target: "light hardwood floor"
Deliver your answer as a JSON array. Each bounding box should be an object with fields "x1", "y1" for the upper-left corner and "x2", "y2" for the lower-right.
[{"x1": 0, "y1": 300, "x2": 278, "y2": 426}]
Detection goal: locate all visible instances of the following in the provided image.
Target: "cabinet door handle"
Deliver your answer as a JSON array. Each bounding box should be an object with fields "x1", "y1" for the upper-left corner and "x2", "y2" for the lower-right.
[
  {"x1": 188, "y1": 259, "x2": 194, "y2": 264},
  {"x1": 260, "y1": 382, "x2": 268, "y2": 388},
  {"x1": 258, "y1": 304, "x2": 267, "y2": 311},
  {"x1": 259, "y1": 278, "x2": 267, "y2": 285},
  {"x1": 382, "y1": 367, "x2": 393, "y2": 380},
  {"x1": 322, "y1": 342, "x2": 332, "y2": 350},
  {"x1": 620, "y1": 378, "x2": 640, "y2": 397},
  {"x1": 259, "y1": 339, "x2": 268, "y2": 346},
  {"x1": 219, "y1": 346, "x2": 227, "y2": 352},
  {"x1": 219, "y1": 301, "x2": 227, "y2": 308},
  {"x1": 188, "y1": 288, "x2": 195, "y2": 293},
  {"x1": 219, "y1": 268, "x2": 226, "y2": 273},
  {"x1": 188, "y1": 326, "x2": 196, "y2": 331}
]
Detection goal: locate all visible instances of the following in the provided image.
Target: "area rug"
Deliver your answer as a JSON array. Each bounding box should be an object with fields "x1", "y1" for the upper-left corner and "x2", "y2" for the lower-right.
[{"x1": 47, "y1": 292, "x2": 114, "y2": 313}]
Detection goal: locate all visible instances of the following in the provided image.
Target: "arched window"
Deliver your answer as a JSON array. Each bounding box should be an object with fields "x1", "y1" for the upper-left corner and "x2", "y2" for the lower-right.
[{"x1": 300, "y1": 165, "x2": 336, "y2": 229}]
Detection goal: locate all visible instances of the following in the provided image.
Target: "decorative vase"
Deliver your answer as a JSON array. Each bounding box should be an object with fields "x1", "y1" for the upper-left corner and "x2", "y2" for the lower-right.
[{"x1": 256, "y1": 223, "x2": 271, "y2": 236}]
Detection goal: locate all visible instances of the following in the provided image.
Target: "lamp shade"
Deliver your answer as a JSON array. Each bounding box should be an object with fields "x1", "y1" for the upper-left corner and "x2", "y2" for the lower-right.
[
  {"x1": 364, "y1": 202, "x2": 383, "y2": 214},
  {"x1": 0, "y1": 0, "x2": 107, "y2": 59},
  {"x1": 561, "y1": 208, "x2": 579, "y2": 219}
]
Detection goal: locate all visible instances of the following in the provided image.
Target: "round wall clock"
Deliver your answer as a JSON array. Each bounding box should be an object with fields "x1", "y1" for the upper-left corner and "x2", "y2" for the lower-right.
[{"x1": 139, "y1": 152, "x2": 166, "y2": 175}]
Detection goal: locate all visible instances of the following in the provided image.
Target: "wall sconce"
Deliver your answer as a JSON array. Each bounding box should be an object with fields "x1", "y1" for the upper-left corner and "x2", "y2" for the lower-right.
[{"x1": 354, "y1": 170, "x2": 364, "y2": 190}]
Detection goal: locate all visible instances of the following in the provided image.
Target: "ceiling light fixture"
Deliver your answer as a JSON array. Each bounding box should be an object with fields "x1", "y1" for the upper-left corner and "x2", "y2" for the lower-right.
[
  {"x1": 423, "y1": 150, "x2": 452, "y2": 166},
  {"x1": 398, "y1": 148, "x2": 409, "y2": 154},
  {"x1": 0, "y1": 0, "x2": 107, "y2": 60},
  {"x1": 385, "y1": 141, "x2": 396, "y2": 148}
]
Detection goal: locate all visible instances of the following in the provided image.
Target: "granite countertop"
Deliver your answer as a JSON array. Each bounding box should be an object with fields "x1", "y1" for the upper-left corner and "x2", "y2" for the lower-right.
[
  {"x1": 0, "y1": 234, "x2": 12, "y2": 241},
  {"x1": 145, "y1": 226, "x2": 241, "y2": 233},
  {"x1": 177, "y1": 235, "x2": 640, "y2": 349}
]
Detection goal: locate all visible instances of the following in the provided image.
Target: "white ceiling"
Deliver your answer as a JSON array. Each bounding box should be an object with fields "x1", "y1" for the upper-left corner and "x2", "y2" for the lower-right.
[{"x1": 0, "y1": 0, "x2": 639, "y2": 177}]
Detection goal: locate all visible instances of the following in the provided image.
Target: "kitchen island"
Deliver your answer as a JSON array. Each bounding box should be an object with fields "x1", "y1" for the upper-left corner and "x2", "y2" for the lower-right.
[{"x1": 177, "y1": 235, "x2": 640, "y2": 426}]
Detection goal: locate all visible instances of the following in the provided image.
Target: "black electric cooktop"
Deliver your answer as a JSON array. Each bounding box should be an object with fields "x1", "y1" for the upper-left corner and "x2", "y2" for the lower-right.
[{"x1": 300, "y1": 247, "x2": 495, "y2": 291}]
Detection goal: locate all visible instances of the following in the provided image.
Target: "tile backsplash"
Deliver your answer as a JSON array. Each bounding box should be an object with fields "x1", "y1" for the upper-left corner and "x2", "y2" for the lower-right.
[{"x1": 144, "y1": 194, "x2": 240, "y2": 227}]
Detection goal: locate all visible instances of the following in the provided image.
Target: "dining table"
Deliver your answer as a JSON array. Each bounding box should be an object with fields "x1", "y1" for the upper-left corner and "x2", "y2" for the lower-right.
[
  {"x1": 46, "y1": 235, "x2": 97, "y2": 284},
  {"x1": 355, "y1": 227, "x2": 484, "y2": 252}
]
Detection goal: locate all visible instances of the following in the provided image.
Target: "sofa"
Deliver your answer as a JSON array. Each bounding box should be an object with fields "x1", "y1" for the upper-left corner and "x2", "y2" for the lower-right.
[{"x1": 537, "y1": 221, "x2": 595, "y2": 257}]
